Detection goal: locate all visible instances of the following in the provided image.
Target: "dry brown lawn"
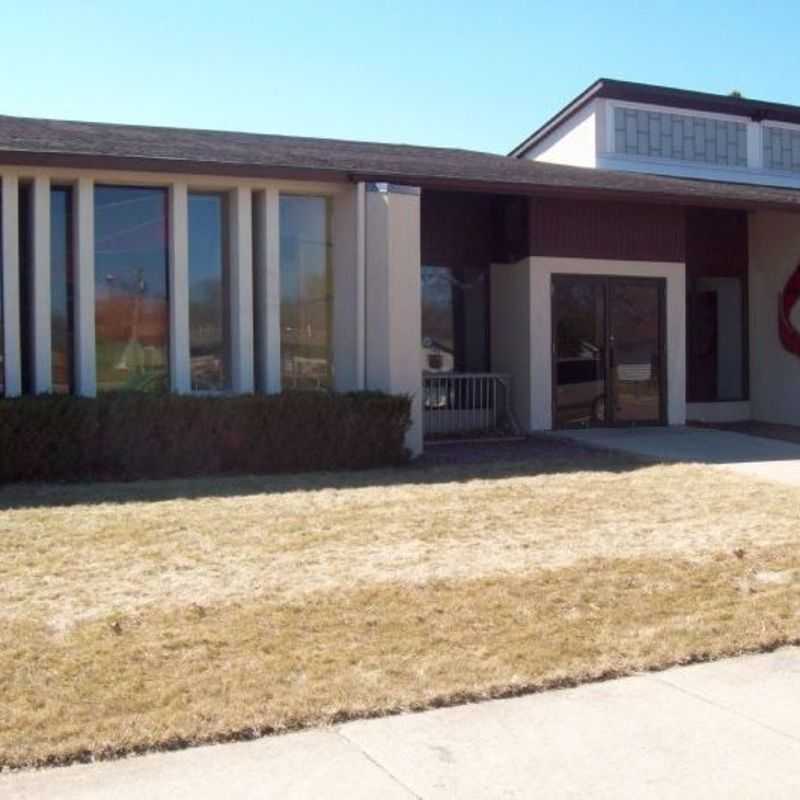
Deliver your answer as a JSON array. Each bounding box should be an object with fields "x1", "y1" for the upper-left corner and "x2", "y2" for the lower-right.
[{"x1": 2, "y1": 442, "x2": 800, "y2": 769}]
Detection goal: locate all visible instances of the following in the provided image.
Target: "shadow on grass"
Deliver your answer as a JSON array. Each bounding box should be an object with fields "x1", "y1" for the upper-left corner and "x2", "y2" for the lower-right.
[{"x1": 0, "y1": 435, "x2": 655, "y2": 511}]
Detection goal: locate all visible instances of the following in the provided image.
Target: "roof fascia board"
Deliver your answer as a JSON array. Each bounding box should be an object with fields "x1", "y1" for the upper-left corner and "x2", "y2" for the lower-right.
[{"x1": 5, "y1": 148, "x2": 800, "y2": 214}]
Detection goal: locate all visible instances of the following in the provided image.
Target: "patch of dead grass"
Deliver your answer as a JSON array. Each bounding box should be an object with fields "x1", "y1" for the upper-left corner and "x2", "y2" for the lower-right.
[
  {"x1": 2, "y1": 458, "x2": 800, "y2": 630},
  {"x1": 2, "y1": 544, "x2": 800, "y2": 769},
  {"x1": 2, "y1": 451, "x2": 800, "y2": 769}
]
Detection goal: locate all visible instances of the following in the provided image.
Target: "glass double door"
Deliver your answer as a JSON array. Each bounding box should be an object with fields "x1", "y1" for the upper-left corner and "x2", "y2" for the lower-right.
[{"x1": 553, "y1": 275, "x2": 665, "y2": 428}]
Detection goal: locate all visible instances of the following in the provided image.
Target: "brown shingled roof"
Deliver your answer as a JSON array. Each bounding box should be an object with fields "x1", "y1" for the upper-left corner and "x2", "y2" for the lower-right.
[{"x1": 2, "y1": 112, "x2": 800, "y2": 211}]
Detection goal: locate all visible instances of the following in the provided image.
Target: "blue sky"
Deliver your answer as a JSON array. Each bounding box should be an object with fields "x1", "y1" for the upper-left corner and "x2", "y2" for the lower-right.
[{"x1": 2, "y1": 1, "x2": 799, "y2": 154}]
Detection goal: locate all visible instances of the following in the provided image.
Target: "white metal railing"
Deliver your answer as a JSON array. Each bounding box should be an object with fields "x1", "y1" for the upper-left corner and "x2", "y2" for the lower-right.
[{"x1": 422, "y1": 372, "x2": 519, "y2": 439}]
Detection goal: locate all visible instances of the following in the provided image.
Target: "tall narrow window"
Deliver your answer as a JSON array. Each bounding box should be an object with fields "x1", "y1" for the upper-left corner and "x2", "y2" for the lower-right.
[
  {"x1": 94, "y1": 186, "x2": 169, "y2": 391},
  {"x1": 51, "y1": 187, "x2": 74, "y2": 393},
  {"x1": 188, "y1": 192, "x2": 229, "y2": 390},
  {"x1": 279, "y1": 196, "x2": 332, "y2": 389}
]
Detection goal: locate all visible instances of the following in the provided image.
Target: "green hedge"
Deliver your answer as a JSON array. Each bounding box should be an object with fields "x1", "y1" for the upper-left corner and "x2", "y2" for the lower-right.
[{"x1": 0, "y1": 391, "x2": 412, "y2": 482}]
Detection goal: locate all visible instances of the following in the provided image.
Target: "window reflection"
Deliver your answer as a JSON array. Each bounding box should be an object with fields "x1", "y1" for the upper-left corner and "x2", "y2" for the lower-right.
[
  {"x1": 94, "y1": 186, "x2": 169, "y2": 392},
  {"x1": 280, "y1": 196, "x2": 331, "y2": 389},
  {"x1": 51, "y1": 187, "x2": 74, "y2": 393},
  {"x1": 421, "y1": 265, "x2": 489, "y2": 373},
  {"x1": 189, "y1": 193, "x2": 229, "y2": 391}
]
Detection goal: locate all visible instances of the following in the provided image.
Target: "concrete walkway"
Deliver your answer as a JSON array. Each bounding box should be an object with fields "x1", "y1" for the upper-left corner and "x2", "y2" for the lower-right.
[
  {"x1": 4, "y1": 647, "x2": 800, "y2": 799},
  {"x1": 558, "y1": 426, "x2": 800, "y2": 486}
]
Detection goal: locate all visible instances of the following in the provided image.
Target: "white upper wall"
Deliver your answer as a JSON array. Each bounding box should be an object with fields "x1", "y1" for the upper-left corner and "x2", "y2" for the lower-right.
[
  {"x1": 520, "y1": 95, "x2": 800, "y2": 191},
  {"x1": 522, "y1": 99, "x2": 600, "y2": 168}
]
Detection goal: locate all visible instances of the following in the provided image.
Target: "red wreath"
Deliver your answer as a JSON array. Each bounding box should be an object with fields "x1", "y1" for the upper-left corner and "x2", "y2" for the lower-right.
[{"x1": 779, "y1": 263, "x2": 800, "y2": 358}]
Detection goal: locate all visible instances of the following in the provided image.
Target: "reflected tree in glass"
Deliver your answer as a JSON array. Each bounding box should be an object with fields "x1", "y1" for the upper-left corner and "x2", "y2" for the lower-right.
[
  {"x1": 94, "y1": 186, "x2": 169, "y2": 391},
  {"x1": 188, "y1": 193, "x2": 229, "y2": 391}
]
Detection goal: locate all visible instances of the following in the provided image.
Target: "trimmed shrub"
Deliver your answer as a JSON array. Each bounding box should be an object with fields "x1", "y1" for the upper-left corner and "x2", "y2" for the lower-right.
[{"x1": 0, "y1": 391, "x2": 411, "y2": 482}]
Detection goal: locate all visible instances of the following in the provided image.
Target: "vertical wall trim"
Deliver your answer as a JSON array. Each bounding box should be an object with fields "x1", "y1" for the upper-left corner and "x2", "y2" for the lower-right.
[
  {"x1": 168, "y1": 182, "x2": 191, "y2": 393},
  {"x1": 252, "y1": 189, "x2": 280, "y2": 393},
  {"x1": 31, "y1": 176, "x2": 52, "y2": 393},
  {"x1": 74, "y1": 176, "x2": 96, "y2": 396},
  {"x1": 355, "y1": 181, "x2": 366, "y2": 389},
  {"x1": 229, "y1": 186, "x2": 254, "y2": 393},
  {"x1": 1, "y1": 174, "x2": 21, "y2": 396},
  {"x1": 747, "y1": 121, "x2": 764, "y2": 170}
]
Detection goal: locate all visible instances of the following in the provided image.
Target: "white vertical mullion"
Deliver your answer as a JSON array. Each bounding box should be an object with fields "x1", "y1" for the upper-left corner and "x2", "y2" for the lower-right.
[
  {"x1": 252, "y1": 191, "x2": 265, "y2": 392},
  {"x1": 74, "y1": 176, "x2": 96, "y2": 397},
  {"x1": 252, "y1": 187, "x2": 281, "y2": 394},
  {"x1": 169, "y1": 182, "x2": 191, "y2": 393},
  {"x1": 747, "y1": 121, "x2": 764, "y2": 170},
  {"x1": 1, "y1": 174, "x2": 21, "y2": 396},
  {"x1": 229, "y1": 186, "x2": 254, "y2": 393},
  {"x1": 355, "y1": 181, "x2": 366, "y2": 390},
  {"x1": 31, "y1": 175, "x2": 52, "y2": 394},
  {"x1": 264, "y1": 187, "x2": 281, "y2": 393}
]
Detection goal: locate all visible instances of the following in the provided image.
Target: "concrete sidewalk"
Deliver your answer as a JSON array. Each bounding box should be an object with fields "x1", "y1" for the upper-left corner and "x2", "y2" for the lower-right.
[
  {"x1": 558, "y1": 426, "x2": 800, "y2": 486},
  {"x1": 4, "y1": 647, "x2": 800, "y2": 799}
]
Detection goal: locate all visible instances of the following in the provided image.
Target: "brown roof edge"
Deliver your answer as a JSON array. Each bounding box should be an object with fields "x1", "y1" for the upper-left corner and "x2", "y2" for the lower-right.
[
  {"x1": 5, "y1": 147, "x2": 800, "y2": 214},
  {"x1": 353, "y1": 173, "x2": 800, "y2": 212},
  {"x1": 0, "y1": 150, "x2": 353, "y2": 184}
]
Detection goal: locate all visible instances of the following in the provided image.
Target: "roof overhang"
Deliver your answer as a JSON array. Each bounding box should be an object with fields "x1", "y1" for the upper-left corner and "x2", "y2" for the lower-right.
[{"x1": 4, "y1": 110, "x2": 800, "y2": 214}]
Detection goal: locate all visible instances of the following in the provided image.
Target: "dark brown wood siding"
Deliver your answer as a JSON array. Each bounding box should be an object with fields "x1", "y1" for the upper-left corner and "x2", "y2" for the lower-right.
[
  {"x1": 421, "y1": 191, "x2": 494, "y2": 267},
  {"x1": 529, "y1": 197, "x2": 686, "y2": 262},
  {"x1": 421, "y1": 190, "x2": 529, "y2": 267},
  {"x1": 685, "y1": 207, "x2": 749, "y2": 278},
  {"x1": 685, "y1": 206, "x2": 750, "y2": 403}
]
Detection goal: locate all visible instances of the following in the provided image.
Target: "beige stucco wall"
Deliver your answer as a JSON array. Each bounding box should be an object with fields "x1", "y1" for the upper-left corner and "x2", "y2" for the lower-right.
[
  {"x1": 748, "y1": 210, "x2": 800, "y2": 425},
  {"x1": 490, "y1": 259, "x2": 532, "y2": 429},
  {"x1": 365, "y1": 185, "x2": 423, "y2": 455}
]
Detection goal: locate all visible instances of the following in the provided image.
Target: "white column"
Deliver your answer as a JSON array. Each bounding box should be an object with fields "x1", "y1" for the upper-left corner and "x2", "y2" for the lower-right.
[
  {"x1": 364, "y1": 183, "x2": 423, "y2": 455},
  {"x1": 747, "y1": 121, "x2": 764, "y2": 170},
  {"x1": 253, "y1": 188, "x2": 281, "y2": 393},
  {"x1": 1, "y1": 174, "x2": 21, "y2": 396},
  {"x1": 169, "y1": 182, "x2": 191, "y2": 393},
  {"x1": 31, "y1": 176, "x2": 52, "y2": 393},
  {"x1": 229, "y1": 186, "x2": 254, "y2": 393},
  {"x1": 355, "y1": 181, "x2": 366, "y2": 389},
  {"x1": 74, "y1": 177, "x2": 96, "y2": 396}
]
